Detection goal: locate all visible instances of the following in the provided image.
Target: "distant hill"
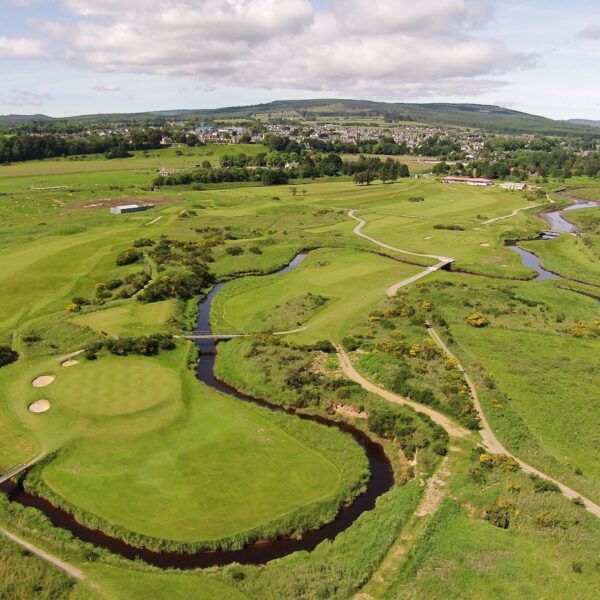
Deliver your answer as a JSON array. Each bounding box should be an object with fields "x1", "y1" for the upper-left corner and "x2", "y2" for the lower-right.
[
  {"x1": 567, "y1": 118, "x2": 600, "y2": 128},
  {"x1": 2, "y1": 99, "x2": 599, "y2": 137},
  {"x1": 0, "y1": 113, "x2": 53, "y2": 124}
]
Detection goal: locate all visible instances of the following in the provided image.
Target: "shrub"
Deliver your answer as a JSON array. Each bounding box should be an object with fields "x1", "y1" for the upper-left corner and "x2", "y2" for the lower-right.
[
  {"x1": 408, "y1": 196, "x2": 424, "y2": 203},
  {"x1": 116, "y1": 248, "x2": 142, "y2": 266},
  {"x1": 0, "y1": 345, "x2": 18, "y2": 368},
  {"x1": 226, "y1": 245, "x2": 244, "y2": 256},
  {"x1": 133, "y1": 238, "x2": 155, "y2": 248},
  {"x1": 249, "y1": 246, "x2": 263, "y2": 255},
  {"x1": 485, "y1": 500, "x2": 512, "y2": 529},
  {"x1": 466, "y1": 313, "x2": 489, "y2": 328},
  {"x1": 530, "y1": 475, "x2": 560, "y2": 493}
]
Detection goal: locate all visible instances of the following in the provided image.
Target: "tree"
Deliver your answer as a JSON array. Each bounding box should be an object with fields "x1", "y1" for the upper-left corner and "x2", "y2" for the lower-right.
[{"x1": 0, "y1": 345, "x2": 18, "y2": 368}]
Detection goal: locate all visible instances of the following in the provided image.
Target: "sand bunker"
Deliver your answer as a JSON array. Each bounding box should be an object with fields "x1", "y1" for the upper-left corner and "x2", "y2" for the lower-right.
[
  {"x1": 480, "y1": 243, "x2": 491, "y2": 247},
  {"x1": 61, "y1": 360, "x2": 79, "y2": 368},
  {"x1": 29, "y1": 399, "x2": 50, "y2": 414},
  {"x1": 424, "y1": 236, "x2": 434, "y2": 240},
  {"x1": 32, "y1": 375, "x2": 55, "y2": 388}
]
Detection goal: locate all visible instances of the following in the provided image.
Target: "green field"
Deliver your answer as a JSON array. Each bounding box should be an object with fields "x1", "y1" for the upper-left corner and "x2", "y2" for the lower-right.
[{"x1": 0, "y1": 146, "x2": 598, "y2": 599}]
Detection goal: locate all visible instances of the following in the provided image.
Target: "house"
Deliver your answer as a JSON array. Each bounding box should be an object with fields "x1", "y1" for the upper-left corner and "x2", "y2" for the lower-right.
[
  {"x1": 500, "y1": 182, "x2": 526, "y2": 191},
  {"x1": 109, "y1": 204, "x2": 154, "y2": 215},
  {"x1": 442, "y1": 176, "x2": 494, "y2": 187},
  {"x1": 158, "y1": 168, "x2": 178, "y2": 176}
]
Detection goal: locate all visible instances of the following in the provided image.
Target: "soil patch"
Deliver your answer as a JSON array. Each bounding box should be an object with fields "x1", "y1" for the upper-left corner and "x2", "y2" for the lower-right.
[
  {"x1": 72, "y1": 197, "x2": 176, "y2": 210},
  {"x1": 334, "y1": 404, "x2": 368, "y2": 420}
]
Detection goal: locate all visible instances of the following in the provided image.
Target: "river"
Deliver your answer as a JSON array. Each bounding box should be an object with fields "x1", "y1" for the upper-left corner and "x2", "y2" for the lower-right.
[{"x1": 0, "y1": 252, "x2": 394, "y2": 569}]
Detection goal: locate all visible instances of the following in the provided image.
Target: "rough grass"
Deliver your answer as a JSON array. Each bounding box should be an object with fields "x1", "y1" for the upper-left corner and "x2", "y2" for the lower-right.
[
  {"x1": 521, "y1": 235, "x2": 600, "y2": 286},
  {"x1": 0, "y1": 533, "x2": 75, "y2": 600},
  {"x1": 406, "y1": 274, "x2": 600, "y2": 502}
]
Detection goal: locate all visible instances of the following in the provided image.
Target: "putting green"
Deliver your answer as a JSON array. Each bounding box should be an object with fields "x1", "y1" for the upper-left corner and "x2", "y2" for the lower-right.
[{"x1": 49, "y1": 356, "x2": 180, "y2": 417}]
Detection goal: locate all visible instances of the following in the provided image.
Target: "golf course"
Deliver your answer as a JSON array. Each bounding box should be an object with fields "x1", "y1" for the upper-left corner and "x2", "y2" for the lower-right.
[{"x1": 0, "y1": 146, "x2": 599, "y2": 599}]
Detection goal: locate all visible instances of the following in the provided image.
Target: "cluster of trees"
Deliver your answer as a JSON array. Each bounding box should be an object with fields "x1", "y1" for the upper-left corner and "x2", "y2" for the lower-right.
[
  {"x1": 348, "y1": 157, "x2": 410, "y2": 185},
  {"x1": 137, "y1": 237, "x2": 215, "y2": 303},
  {"x1": 433, "y1": 148, "x2": 600, "y2": 181},
  {"x1": 367, "y1": 404, "x2": 448, "y2": 459},
  {"x1": 0, "y1": 128, "x2": 170, "y2": 163},
  {"x1": 154, "y1": 153, "x2": 411, "y2": 188},
  {"x1": 152, "y1": 166, "x2": 290, "y2": 187},
  {"x1": 84, "y1": 334, "x2": 175, "y2": 360}
]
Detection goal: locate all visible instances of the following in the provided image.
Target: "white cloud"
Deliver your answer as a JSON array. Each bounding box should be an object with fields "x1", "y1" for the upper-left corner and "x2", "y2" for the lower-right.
[
  {"x1": 29, "y1": 0, "x2": 532, "y2": 98},
  {"x1": 0, "y1": 36, "x2": 45, "y2": 59},
  {"x1": 92, "y1": 84, "x2": 120, "y2": 92},
  {"x1": 0, "y1": 89, "x2": 51, "y2": 108},
  {"x1": 578, "y1": 24, "x2": 600, "y2": 40}
]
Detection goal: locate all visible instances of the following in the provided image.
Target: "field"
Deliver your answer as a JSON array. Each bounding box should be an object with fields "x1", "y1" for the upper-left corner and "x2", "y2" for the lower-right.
[{"x1": 0, "y1": 145, "x2": 598, "y2": 599}]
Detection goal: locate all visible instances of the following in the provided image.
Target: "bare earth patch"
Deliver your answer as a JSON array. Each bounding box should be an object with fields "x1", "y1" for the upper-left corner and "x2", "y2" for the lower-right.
[
  {"x1": 334, "y1": 404, "x2": 368, "y2": 420},
  {"x1": 480, "y1": 243, "x2": 492, "y2": 247},
  {"x1": 61, "y1": 360, "x2": 79, "y2": 368},
  {"x1": 32, "y1": 375, "x2": 55, "y2": 388},
  {"x1": 29, "y1": 399, "x2": 50, "y2": 414}
]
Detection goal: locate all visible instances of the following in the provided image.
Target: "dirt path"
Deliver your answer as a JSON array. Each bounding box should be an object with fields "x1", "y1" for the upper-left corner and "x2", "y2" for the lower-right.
[
  {"x1": 482, "y1": 203, "x2": 543, "y2": 226},
  {"x1": 355, "y1": 448, "x2": 461, "y2": 600},
  {"x1": 0, "y1": 528, "x2": 84, "y2": 580},
  {"x1": 337, "y1": 347, "x2": 468, "y2": 439},
  {"x1": 427, "y1": 324, "x2": 600, "y2": 518},
  {"x1": 347, "y1": 210, "x2": 453, "y2": 297}
]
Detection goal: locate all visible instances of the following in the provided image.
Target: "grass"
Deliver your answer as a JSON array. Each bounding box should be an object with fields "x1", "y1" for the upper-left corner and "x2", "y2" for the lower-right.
[
  {"x1": 382, "y1": 446, "x2": 600, "y2": 599},
  {"x1": 520, "y1": 235, "x2": 600, "y2": 286},
  {"x1": 31, "y1": 348, "x2": 366, "y2": 549},
  {"x1": 403, "y1": 274, "x2": 600, "y2": 502},
  {"x1": 0, "y1": 150, "x2": 598, "y2": 598},
  {"x1": 0, "y1": 533, "x2": 74, "y2": 600},
  {"x1": 211, "y1": 247, "x2": 421, "y2": 342},
  {"x1": 71, "y1": 299, "x2": 175, "y2": 337}
]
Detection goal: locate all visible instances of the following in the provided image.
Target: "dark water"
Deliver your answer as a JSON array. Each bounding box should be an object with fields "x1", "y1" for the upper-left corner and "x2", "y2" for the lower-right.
[
  {"x1": 2, "y1": 252, "x2": 394, "y2": 569},
  {"x1": 508, "y1": 245, "x2": 559, "y2": 282}
]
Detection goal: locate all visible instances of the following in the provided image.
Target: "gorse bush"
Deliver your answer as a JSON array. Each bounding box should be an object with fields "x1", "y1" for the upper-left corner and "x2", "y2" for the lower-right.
[{"x1": 116, "y1": 248, "x2": 142, "y2": 266}]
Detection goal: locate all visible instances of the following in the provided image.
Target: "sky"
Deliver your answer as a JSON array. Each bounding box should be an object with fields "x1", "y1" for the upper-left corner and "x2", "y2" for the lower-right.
[{"x1": 0, "y1": 0, "x2": 599, "y2": 120}]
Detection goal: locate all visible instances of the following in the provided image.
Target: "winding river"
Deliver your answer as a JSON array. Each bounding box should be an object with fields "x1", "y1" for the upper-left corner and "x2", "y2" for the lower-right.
[
  {"x1": 0, "y1": 252, "x2": 394, "y2": 569},
  {"x1": 509, "y1": 194, "x2": 600, "y2": 285}
]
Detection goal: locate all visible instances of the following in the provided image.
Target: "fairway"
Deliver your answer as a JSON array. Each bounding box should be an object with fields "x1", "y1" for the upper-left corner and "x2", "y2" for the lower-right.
[
  {"x1": 72, "y1": 300, "x2": 175, "y2": 337},
  {"x1": 211, "y1": 247, "x2": 422, "y2": 342}
]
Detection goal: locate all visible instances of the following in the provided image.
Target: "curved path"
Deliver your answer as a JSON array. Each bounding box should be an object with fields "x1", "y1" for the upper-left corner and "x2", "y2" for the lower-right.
[
  {"x1": 0, "y1": 527, "x2": 83, "y2": 580},
  {"x1": 337, "y1": 347, "x2": 468, "y2": 439},
  {"x1": 346, "y1": 209, "x2": 600, "y2": 519},
  {"x1": 426, "y1": 325, "x2": 600, "y2": 518},
  {"x1": 482, "y1": 202, "x2": 543, "y2": 226},
  {"x1": 348, "y1": 210, "x2": 453, "y2": 297}
]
